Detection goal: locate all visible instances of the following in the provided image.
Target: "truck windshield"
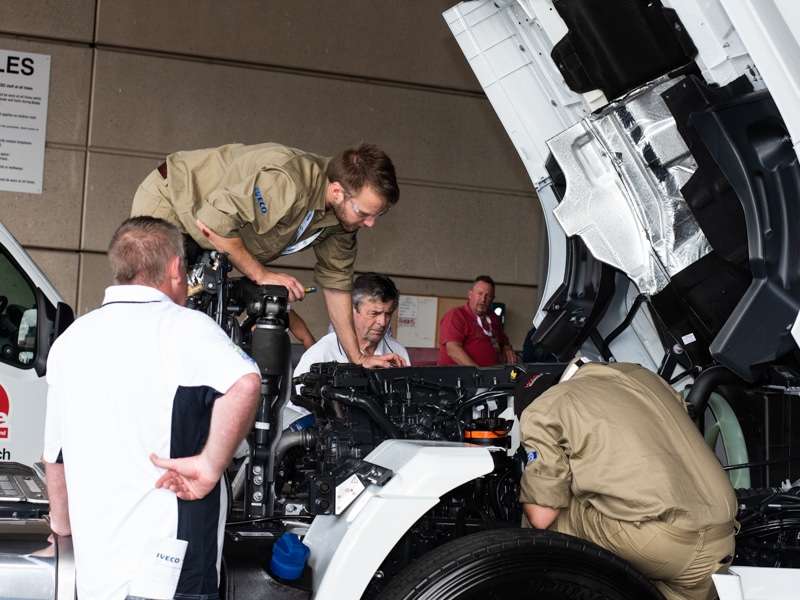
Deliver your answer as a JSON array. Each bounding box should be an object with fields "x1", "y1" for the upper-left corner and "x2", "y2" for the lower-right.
[{"x1": 0, "y1": 251, "x2": 37, "y2": 368}]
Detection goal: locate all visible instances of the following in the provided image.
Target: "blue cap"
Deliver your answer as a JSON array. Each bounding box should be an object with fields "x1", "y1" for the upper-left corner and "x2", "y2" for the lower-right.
[{"x1": 270, "y1": 532, "x2": 310, "y2": 581}]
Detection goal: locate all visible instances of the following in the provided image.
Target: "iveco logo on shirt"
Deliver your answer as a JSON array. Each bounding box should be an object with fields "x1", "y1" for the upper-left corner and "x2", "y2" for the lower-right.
[
  {"x1": 254, "y1": 186, "x2": 267, "y2": 214},
  {"x1": 157, "y1": 553, "x2": 181, "y2": 564}
]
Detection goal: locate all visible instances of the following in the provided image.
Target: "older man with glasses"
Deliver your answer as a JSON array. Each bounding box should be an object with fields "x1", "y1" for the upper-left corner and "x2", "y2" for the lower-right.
[{"x1": 131, "y1": 141, "x2": 404, "y2": 369}]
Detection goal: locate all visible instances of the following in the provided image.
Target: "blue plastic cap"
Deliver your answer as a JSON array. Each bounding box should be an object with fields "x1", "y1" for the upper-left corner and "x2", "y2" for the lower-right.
[
  {"x1": 270, "y1": 532, "x2": 310, "y2": 581},
  {"x1": 289, "y1": 413, "x2": 315, "y2": 431}
]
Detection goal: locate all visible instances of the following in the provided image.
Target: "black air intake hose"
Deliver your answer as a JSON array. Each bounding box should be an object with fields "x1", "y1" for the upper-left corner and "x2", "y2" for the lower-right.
[
  {"x1": 685, "y1": 364, "x2": 745, "y2": 418},
  {"x1": 320, "y1": 385, "x2": 403, "y2": 439}
]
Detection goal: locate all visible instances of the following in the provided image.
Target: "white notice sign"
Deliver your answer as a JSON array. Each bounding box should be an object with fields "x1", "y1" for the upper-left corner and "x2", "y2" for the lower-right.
[
  {"x1": 396, "y1": 295, "x2": 438, "y2": 348},
  {"x1": 0, "y1": 50, "x2": 51, "y2": 194}
]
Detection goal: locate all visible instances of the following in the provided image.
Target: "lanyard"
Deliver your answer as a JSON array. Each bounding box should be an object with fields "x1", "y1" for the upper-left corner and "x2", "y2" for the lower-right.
[
  {"x1": 282, "y1": 210, "x2": 322, "y2": 255},
  {"x1": 476, "y1": 313, "x2": 501, "y2": 351},
  {"x1": 476, "y1": 314, "x2": 494, "y2": 338}
]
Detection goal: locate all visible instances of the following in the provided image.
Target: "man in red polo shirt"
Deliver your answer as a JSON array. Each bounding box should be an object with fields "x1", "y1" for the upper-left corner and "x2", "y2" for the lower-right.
[{"x1": 437, "y1": 275, "x2": 516, "y2": 367}]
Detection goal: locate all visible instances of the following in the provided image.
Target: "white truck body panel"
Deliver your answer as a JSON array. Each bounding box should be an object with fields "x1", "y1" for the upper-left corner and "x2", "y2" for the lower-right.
[
  {"x1": 0, "y1": 220, "x2": 65, "y2": 467},
  {"x1": 305, "y1": 439, "x2": 495, "y2": 599}
]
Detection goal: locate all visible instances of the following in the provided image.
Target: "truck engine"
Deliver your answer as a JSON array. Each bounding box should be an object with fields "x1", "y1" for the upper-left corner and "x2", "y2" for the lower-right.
[
  {"x1": 178, "y1": 253, "x2": 532, "y2": 597},
  {"x1": 277, "y1": 361, "x2": 525, "y2": 517}
]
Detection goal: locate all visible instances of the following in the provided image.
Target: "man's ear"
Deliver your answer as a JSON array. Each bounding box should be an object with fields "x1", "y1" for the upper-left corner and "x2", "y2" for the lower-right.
[
  {"x1": 168, "y1": 255, "x2": 183, "y2": 280},
  {"x1": 162, "y1": 255, "x2": 187, "y2": 306}
]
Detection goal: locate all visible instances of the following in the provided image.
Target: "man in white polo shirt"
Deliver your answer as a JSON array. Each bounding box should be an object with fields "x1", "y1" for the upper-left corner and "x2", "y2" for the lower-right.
[
  {"x1": 44, "y1": 216, "x2": 261, "y2": 600},
  {"x1": 289, "y1": 273, "x2": 410, "y2": 424},
  {"x1": 295, "y1": 272, "x2": 410, "y2": 374}
]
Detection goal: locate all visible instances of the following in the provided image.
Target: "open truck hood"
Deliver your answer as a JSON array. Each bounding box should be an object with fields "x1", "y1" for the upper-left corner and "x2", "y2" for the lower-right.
[{"x1": 444, "y1": 0, "x2": 800, "y2": 384}]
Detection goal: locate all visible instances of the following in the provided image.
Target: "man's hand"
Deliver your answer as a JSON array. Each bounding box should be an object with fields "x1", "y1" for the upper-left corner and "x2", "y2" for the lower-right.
[
  {"x1": 151, "y1": 373, "x2": 259, "y2": 501},
  {"x1": 153, "y1": 372, "x2": 259, "y2": 501},
  {"x1": 195, "y1": 218, "x2": 305, "y2": 301},
  {"x1": 255, "y1": 271, "x2": 306, "y2": 302},
  {"x1": 151, "y1": 453, "x2": 218, "y2": 501},
  {"x1": 502, "y1": 346, "x2": 517, "y2": 364},
  {"x1": 359, "y1": 352, "x2": 407, "y2": 368}
]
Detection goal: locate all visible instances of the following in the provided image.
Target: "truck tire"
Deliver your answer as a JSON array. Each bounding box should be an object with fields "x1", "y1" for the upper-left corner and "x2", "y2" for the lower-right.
[{"x1": 377, "y1": 528, "x2": 665, "y2": 600}]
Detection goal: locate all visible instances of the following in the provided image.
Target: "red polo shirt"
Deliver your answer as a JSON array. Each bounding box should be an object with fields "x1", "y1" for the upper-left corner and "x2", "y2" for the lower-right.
[{"x1": 437, "y1": 303, "x2": 509, "y2": 366}]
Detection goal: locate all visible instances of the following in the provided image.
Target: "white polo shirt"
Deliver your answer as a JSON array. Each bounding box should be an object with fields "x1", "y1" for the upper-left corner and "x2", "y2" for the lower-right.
[
  {"x1": 285, "y1": 332, "x2": 411, "y2": 422},
  {"x1": 44, "y1": 285, "x2": 259, "y2": 600},
  {"x1": 293, "y1": 331, "x2": 411, "y2": 379}
]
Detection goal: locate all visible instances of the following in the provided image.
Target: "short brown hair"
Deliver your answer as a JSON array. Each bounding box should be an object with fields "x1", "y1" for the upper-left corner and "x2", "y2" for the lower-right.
[
  {"x1": 108, "y1": 216, "x2": 184, "y2": 287},
  {"x1": 472, "y1": 275, "x2": 495, "y2": 290},
  {"x1": 327, "y1": 143, "x2": 399, "y2": 208}
]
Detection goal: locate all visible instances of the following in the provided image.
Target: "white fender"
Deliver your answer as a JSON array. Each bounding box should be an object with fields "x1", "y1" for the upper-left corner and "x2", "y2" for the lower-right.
[{"x1": 304, "y1": 439, "x2": 496, "y2": 599}]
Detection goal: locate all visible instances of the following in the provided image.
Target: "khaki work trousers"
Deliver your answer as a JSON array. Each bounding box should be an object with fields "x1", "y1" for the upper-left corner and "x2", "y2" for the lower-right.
[{"x1": 549, "y1": 500, "x2": 736, "y2": 600}]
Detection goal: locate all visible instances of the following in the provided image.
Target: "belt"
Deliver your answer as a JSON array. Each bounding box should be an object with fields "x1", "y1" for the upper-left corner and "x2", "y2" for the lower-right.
[{"x1": 157, "y1": 161, "x2": 168, "y2": 179}]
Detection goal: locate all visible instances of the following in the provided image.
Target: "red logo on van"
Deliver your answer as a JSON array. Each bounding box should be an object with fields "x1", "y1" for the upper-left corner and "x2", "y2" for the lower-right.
[{"x1": 0, "y1": 384, "x2": 9, "y2": 439}]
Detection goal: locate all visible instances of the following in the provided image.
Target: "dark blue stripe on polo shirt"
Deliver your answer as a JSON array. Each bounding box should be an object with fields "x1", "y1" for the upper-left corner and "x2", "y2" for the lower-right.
[{"x1": 172, "y1": 385, "x2": 224, "y2": 598}]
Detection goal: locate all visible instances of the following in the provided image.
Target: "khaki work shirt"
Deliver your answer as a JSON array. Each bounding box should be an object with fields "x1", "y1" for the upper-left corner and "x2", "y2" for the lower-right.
[
  {"x1": 519, "y1": 362, "x2": 737, "y2": 531},
  {"x1": 163, "y1": 143, "x2": 356, "y2": 290}
]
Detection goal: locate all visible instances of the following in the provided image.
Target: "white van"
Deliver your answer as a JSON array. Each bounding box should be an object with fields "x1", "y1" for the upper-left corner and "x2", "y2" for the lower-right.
[{"x1": 0, "y1": 219, "x2": 73, "y2": 468}]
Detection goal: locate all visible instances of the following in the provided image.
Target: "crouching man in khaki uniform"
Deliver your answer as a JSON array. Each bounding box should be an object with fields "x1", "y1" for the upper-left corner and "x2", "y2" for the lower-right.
[{"x1": 518, "y1": 360, "x2": 738, "y2": 600}]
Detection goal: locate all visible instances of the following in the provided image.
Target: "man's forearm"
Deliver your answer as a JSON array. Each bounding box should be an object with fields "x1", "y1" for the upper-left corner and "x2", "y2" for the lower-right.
[
  {"x1": 201, "y1": 373, "x2": 261, "y2": 479},
  {"x1": 45, "y1": 461, "x2": 71, "y2": 536},
  {"x1": 195, "y1": 218, "x2": 305, "y2": 300},
  {"x1": 445, "y1": 342, "x2": 479, "y2": 367},
  {"x1": 323, "y1": 287, "x2": 360, "y2": 363},
  {"x1": 195, "y1": 221, "x2": 268, "y2": 283},
  {"x1": 522, "y1": 503, "x2": 561, "y2": 529},
  {"x1": 288, "y1": 311, "x2": 316, "y2": 349},
  {"x1": 151, "y1": 373, "x2": 261, "y2": 502}
]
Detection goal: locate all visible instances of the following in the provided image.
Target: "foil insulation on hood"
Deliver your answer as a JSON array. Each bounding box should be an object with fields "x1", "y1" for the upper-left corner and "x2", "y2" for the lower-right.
[{"x1": 548, "y1": 76, "x2": 711, "y2": 295}]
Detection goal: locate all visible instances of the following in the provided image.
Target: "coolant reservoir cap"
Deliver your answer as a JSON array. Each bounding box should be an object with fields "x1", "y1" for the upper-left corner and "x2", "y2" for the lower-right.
[{"x1": 270, "y1": 532, "x2": 310, "y2": 580}]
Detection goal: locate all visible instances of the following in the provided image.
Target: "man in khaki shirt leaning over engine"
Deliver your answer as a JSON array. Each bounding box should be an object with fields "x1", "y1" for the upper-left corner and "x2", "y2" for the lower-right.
[
  {"x1": 131, "y1": 141, "x2": 404, "y2": 370},
  {"x1": 518, "y1": 359, "x2": 738, "y2": 600}
]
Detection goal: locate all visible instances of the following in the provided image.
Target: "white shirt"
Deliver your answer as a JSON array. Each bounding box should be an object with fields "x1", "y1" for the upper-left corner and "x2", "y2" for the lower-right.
[
  {"x1": 286, "y1": 332, "x2": 411, "y2": 420},
  {"x1": 44, "y1": 285, "x2": 259, "y2": 600}
]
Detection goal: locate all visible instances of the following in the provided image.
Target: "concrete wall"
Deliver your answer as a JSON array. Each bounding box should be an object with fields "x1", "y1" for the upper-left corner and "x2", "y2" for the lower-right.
[{"x1": 0, "y1": 0, "x2": 543, "y2": 349}]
